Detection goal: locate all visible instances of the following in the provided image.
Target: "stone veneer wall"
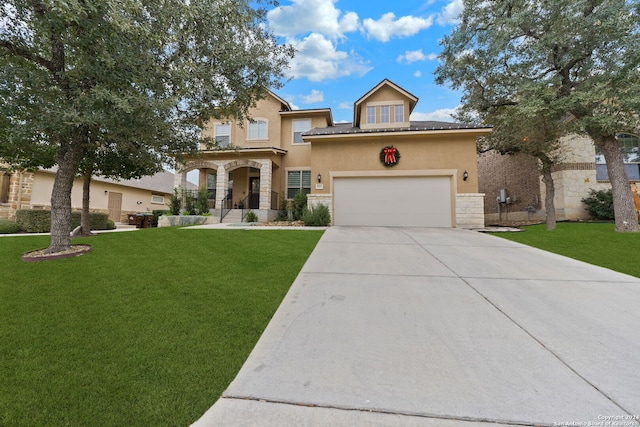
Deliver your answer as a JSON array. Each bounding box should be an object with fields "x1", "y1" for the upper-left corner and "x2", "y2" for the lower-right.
[
  {"x1": 0, "y1": 171, "x2": 35, "y2": 220},
  {"x1": 540, "y1": 135, "x2": 607, "y2": 220},
  {"x1": 455, "y1": 193, "x2": 485, "y2": 228}
]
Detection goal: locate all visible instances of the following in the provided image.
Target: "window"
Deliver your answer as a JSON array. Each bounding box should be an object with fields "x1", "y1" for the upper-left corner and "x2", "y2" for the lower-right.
[
  {"x1": 248, "y1": 119, "x2": 268, "y2": 140},
  {"x1": 287, "y1": 170, "x2": 311, "y2": 198},
  {"x1": 293, "y1": 119, "x2": 311, "y2": 144},
  {"x1": 366, "y1": 106, "x2": 376, "y2": 123},
  {"x1": 215, "y1": 123, "x2": 230, "y2": 147},
  {"x1": 151, "y1": 194, "x2": 165, "y2": 204},
  {"x1": 380, "y1": 105, "x2": 390, "y2": 123},
  {"x1": 394, "y1": 104, "x2": 404, "y2": 122},
  {"x1": 595, "y1": 134, "x2": 640, "y2": 181}
]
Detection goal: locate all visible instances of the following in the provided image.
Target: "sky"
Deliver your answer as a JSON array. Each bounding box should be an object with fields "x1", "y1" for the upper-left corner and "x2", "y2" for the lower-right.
[{"x1": 264, "y1": 0, "x2": 464, "y2": 123}]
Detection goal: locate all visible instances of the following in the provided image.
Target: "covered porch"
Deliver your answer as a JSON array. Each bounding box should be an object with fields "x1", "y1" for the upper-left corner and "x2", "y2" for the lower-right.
[{"x1": 175, "y1": 149, "x2": 285, "y2": 222}]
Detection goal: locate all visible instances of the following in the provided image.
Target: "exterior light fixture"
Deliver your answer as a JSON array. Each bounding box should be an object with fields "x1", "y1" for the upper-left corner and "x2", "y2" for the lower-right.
[
  {"x1": 104, "y1": 190, "x2": 108, "y2": 195},
  {"x1": 317, "y1": 173, "x2": 322, "y2": 183},
  {"x1": 463, "y1": 170, "x2": 469, "y2": 181}
]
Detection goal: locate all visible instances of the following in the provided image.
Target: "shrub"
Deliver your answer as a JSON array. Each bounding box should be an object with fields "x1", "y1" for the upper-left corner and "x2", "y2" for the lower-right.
[
  {"x1": 292, "y1": 190, "x2": 307, "y2": 220},
  {"x1": 151, "y1": 210, "x2": 170, "y2": 227},
  {"x1": 275, "y1": 198, "x2": 290, "y2": 221},
  {"x1": 70, "y1": 212, "x2": 112, "y2": 230},
  {"x1": 302, "y1": 203, "x2": 331, "y2": 226},
  {"x1": 168, "y1": 188, "x2": 181, "y2": 215},
  {"x1": 582, "y1": 189, "x2": 615, "y2": 220},
  {"x1": 244, "y1": 210, "x2": 258, "y2": 223},
  {"x1": 196, "y1": 187, "x2": 210, "y2": 214},
  {"x1": 183, "y1": 192, "x2": 196, "y2": 215},
  {"x1": 0, "y1": 219, "x2": 21, "y2": 234},
  {"x1": 16, "y1": 210, "x2": 51, "y2": 232},
  {"x1": 16, "y1": 210, "x2": 114, "y2": 232}
]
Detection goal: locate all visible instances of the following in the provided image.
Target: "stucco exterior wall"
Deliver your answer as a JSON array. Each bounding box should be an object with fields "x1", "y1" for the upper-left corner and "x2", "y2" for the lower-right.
[{"x1": 30, "y1": 172, "x2": 170, "y2": 220}]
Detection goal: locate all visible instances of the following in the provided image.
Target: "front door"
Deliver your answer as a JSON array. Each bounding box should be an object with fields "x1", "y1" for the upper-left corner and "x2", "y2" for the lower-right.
[
  {"x1": 108, "y1": 192, "x2": 123, "y2": 222},
  {"x1": 249, "y1": 177, "x2": 260, "y2": 209}
]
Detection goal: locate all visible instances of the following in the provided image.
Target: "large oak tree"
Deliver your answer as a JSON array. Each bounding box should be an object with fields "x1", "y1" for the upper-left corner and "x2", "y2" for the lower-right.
[
  {"x1": 0, "y1": 0, "x2": 294, "y2": 252},
  {"x1": 435, "y1": 0, "x2": 640, "y2": 231}
]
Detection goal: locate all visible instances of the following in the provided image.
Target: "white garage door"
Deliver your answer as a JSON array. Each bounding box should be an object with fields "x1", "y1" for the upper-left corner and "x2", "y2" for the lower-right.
[{"x1": 333, "y1": 176, "x2": 452, "y2": 227}]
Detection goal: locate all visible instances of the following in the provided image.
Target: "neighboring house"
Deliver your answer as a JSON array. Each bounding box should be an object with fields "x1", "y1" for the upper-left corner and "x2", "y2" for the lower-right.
[
  {"x1": 0, "y1": 166, "x2": 186, "y2": 222},
  {"x1": 478, "y1": 133, "x2": 640, "y2": 223},
  {"x1": 175, "y1": 79, "x2": 491, "y2": 228}
]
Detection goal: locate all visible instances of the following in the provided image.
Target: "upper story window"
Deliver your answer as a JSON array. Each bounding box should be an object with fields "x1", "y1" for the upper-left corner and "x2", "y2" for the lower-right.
[
  {"x1": 380, "y1": 105, "x2": 390, "y2": 123},
  {"x1": 293, "y1": 119, "x2": 311, "y2": 144},
  {"x1": 366, "y1": 106, "x2": 376, "y2": 124},
  {"x1": 394, "y1": 104, "x2": 404, "y2": 123},
  {"x1": 596, "y1": 134, "x2": 640, "y2": 181},
  {"x1": 214, "y1": 123, "x2": 230, "y2": 147},
  {"x1": 248, "y1": 119, "x2": 268, "y2": 140}
]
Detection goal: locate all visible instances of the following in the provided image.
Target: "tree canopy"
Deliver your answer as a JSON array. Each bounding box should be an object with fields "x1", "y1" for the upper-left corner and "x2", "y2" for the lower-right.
[
  {"x1": 435, "y1": 0, "x2": 640, "y2": 231},
  {"x1": 0, "y1": 0, "x2": 294, "y2": 252}
]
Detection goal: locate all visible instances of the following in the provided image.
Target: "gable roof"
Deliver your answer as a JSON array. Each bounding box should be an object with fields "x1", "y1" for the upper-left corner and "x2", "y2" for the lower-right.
[
  {"x1": 265, "y1": 89, "x2": 292, "y2": 112},
  {"x1": 353, "y1": 78, "x2": 419, "y2": 126}
]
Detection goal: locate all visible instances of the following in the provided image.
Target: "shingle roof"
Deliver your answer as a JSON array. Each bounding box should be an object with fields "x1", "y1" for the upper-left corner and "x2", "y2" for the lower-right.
[{"x1": 303, "y1": 121, "x2": 492, "y2": 137}]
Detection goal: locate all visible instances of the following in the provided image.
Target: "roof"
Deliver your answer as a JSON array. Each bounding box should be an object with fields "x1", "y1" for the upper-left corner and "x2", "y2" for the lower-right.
[
  {"x1": 303, "y1": 121, "x2": 492, "y2": 137},
  {"x1": 41, "y1": 168, "x2": 195, "y2": 194}
]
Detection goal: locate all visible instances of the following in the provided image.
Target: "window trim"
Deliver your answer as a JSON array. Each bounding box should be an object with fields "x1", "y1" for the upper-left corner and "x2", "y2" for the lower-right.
[
  {"x1": 247, "y1": 118, "x2": 269, "y2": 141},
  {"x1": 151, "y1": 194, "x2": 165, "y2": 205},
  {"x1": 394, "y1": 104, "x2": 404, "y2": 123},
  {"x1": 286, "y1": 169, "x2": 312, "y2": 199},
  {"x1": 292, "y1": 119, "x2": 312, "y2": 144},
  {"x1": 214, "y1": 123, "x2": 231, "y2": 147},
  {"x1": 380, "y1": 105, "x2": 390, "y2": 123},
  {"x1": 366, "y1": 106, "x2": 376, "y2": 124}
]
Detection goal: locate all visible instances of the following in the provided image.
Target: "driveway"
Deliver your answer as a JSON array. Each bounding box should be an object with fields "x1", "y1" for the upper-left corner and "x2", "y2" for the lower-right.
[{"x1": 192, "y1": 226, "x2": 640, "y2": 426}]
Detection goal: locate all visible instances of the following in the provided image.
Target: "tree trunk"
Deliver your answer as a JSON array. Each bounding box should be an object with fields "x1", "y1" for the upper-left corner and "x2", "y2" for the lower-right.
[
  {"x1": 597, "y1": 136, "x2": 639, "y2": 232},
  {"x1": 48, "y1": 142, "x2": 85, "y2": 253},
  {"x1": 542, "y1": 167, "x2": 556, "y2": 231},
  {"x1": 80, "y1": 166, "x2": 93, "y2": 236}
]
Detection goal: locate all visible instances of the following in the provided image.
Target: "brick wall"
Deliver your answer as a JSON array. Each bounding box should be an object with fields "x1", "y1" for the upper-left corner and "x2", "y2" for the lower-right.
[{"x1": 478, "y1": 151, "x2": 542, "y2": 216}]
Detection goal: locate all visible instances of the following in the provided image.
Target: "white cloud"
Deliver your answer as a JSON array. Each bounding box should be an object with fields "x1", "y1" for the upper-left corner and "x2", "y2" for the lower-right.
[
  {"x1": 363, "y1": 12, "x2": 433, "y2": 42},
  {"x1": 285, "y1": 33, "x2": 372, "y2": 82},
  {"x1": 397, "y1": 49, "x2": 427, "y2": 64},
  {"x1": 338, "y1": 101, "x2": 352, "y2": 109},
  {"x1": 267, "y1": 0, "x2": 359, "y2": 39},
  {"x1": 414, "y1": 70, "x2": 422, "y2": 77},
  {"x1": 437, "y1": 0, "x2": 464, "y2": 25},
  {"x1": 301, "y1": 89, "x2": 324, "y2": 104},
  {"x1": 410, "y1": 107, "x2": 460, "y2": 122}
]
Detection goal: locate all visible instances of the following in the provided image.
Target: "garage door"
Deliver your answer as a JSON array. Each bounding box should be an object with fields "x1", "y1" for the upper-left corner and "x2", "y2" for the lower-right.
[{"x1": 333, "y1": 176, "x2": 452, "y2": 227}]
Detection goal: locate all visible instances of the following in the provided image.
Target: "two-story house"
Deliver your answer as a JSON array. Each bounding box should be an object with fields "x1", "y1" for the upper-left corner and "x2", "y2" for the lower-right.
[{"x1": 174, "y1": 79, "x2": 491, "y2": 228}]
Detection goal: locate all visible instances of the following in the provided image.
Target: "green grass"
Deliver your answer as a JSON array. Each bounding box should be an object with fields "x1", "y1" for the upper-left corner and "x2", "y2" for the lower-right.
[
  {"x1": 493, "y1": 222, "x2": 640, "y2": 278},
  {"x1": 0, "y1": 227, "x2": 323, "y2": 427}
]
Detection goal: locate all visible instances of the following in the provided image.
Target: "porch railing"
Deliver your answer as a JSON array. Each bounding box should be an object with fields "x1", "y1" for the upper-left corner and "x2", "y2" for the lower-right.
[{"x1": 220, "y1": 190, "x2": 233, "y2": 222}]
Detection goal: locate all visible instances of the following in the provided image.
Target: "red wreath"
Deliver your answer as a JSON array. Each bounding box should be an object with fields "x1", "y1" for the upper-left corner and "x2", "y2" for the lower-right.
[{"x1": 380, "y1": 145, "x2": 400, "y2": 167}]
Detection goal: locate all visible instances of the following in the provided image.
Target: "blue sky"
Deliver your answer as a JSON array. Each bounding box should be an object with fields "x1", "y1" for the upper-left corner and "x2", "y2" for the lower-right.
[{"x1": 265, "y1": 0, "x2": 464, "y2": 123}]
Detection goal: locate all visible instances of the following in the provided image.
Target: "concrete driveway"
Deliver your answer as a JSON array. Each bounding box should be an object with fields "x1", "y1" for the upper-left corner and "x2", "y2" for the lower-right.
[{"x1": 192, "y1": 226, "x2": 640, "y2": 426}]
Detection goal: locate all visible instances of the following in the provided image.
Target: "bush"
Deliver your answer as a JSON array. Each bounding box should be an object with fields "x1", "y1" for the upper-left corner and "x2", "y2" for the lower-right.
[
  {"x1": 582, "y1": 189, "x2": 615, "y2": 220},
  {"x1": 168, "y1": 188, "x2": 181, "y2": 215},
  {"x1": 275, "y1": 198, "x2": 290, "y2": 221},
  {"x1": 70, "y1": 212, "x2": 112, "y2": 230},
  {"x1": 292, "y1": 190, "x2": 307, "y2": 220},
  {"x1": 244, "y1": 210, "x2": 258, "y2": 223},
  {"x1": 302, "y1": 203, "x2": 331, "y2": 226},
  {"x1": 151, "y1": 210, "x2": 170, "y2": 227},
  {"x1": 196, "y1": 187, "x2": 210, "y2": 214},
  {"x1": 16, "y1": 210, "x2": 50, "y2": 232},
  {"x1": 16, "y1": 210, "x2": 115, "y2": 232},
  {"x1": 0, "y1": 219, "x2": 21, "y2": 234}
]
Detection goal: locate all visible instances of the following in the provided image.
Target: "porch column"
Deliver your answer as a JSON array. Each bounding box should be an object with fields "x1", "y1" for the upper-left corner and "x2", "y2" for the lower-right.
[
  {"x1": 215, "y1": 163, "x2": 227, "y2": 209},
  {"x1": 174, "y1": 168, "x2": 188, "y2": 191},
  {"x1": 259, "y1": 159, "x2": 273, "y2": 210}
]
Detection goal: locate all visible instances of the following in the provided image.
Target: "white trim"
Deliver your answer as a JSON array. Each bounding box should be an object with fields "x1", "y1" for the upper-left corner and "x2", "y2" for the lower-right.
[{"x1": 247, "y1": 117, "x2": 269, "y2": 141}]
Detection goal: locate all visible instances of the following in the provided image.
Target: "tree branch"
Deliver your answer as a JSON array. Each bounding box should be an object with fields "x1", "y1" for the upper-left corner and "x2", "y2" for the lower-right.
[{"x1": 0, "y1": 39, "x2": 55, "y2": 71}]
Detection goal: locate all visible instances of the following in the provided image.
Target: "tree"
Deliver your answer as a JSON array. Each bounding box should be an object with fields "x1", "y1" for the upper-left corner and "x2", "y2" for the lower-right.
[
  {"x1": 0, "y1": 0, "x2": 294, "y2": 253},
  {"x1": 435, "y1": 0, "x2": 640, "y2": 232},
  {"x1": 477, "y1": 89, "x2": 566, "y2": 230}
]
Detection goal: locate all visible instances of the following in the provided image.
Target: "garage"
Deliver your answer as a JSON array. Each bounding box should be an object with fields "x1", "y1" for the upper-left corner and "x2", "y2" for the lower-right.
[{"x1": 333, "y1": 176, "x2": 453, "y2": 227}]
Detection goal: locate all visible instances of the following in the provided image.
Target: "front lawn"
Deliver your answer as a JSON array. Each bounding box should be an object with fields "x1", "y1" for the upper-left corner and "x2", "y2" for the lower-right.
[
  {"x1": 0, "y1": 227, "x2": 323, "y2": 426},
  {"x1": 493, "y1": 222, "x2": 640, "y2": 278}
]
